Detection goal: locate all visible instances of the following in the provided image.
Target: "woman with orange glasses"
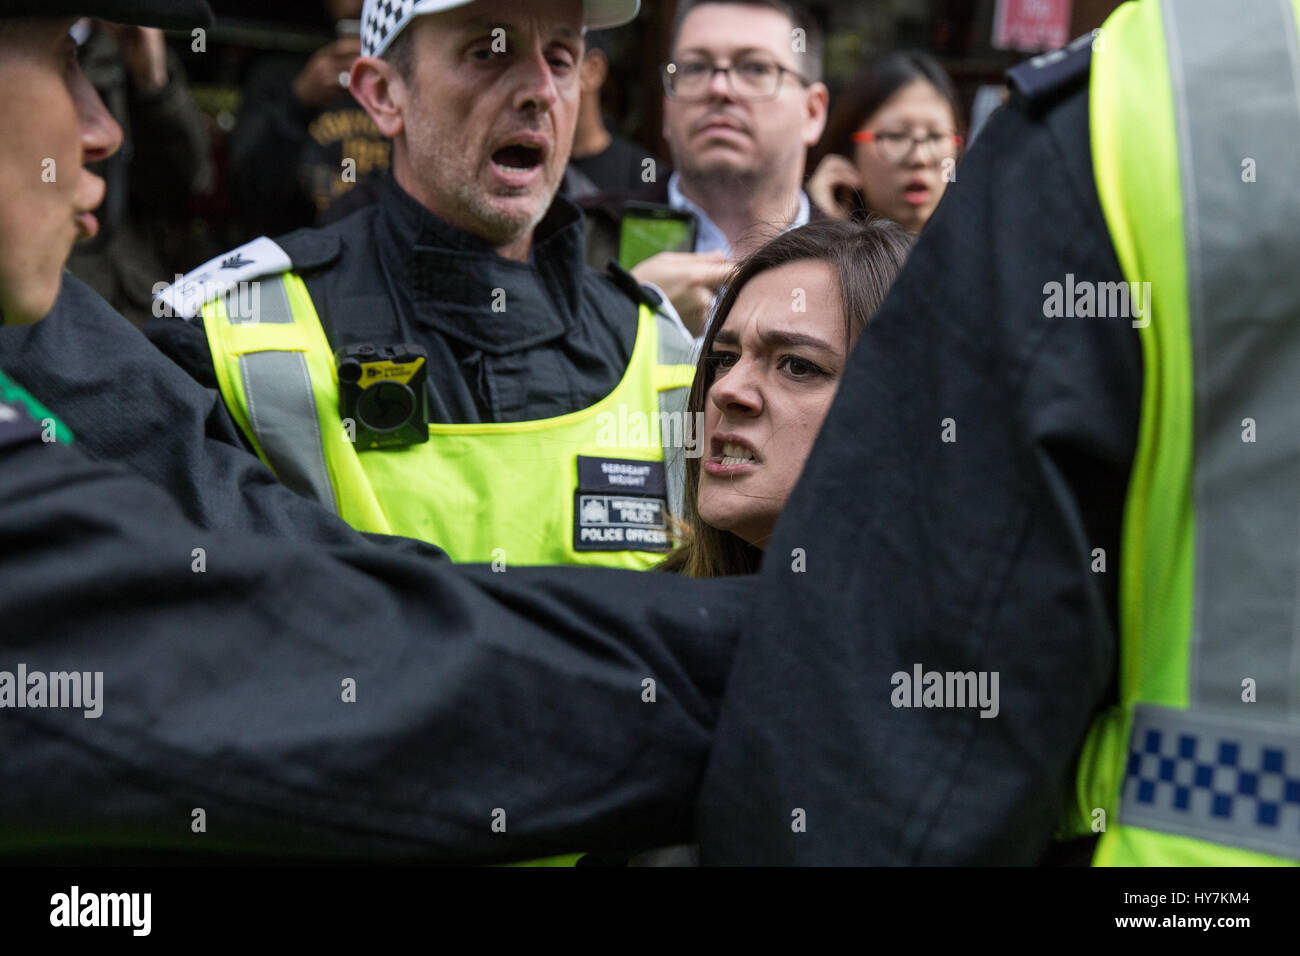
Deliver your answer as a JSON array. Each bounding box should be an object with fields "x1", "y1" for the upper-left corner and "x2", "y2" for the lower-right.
[{"x1": 807, "y1": 52, "x2": 965, "y2": 235}]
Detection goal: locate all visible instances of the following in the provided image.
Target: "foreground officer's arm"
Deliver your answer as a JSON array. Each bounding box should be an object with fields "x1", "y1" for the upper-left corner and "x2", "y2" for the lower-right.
[
  {"x1": 698, "y1": 77, "x2": 1141, "y2": 863},
  {"x1": 0, "y1": 404, "x2": 744, "y2": 862}
]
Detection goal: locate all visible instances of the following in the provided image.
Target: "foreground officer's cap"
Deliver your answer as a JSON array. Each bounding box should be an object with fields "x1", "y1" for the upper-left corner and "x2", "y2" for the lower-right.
[
  {"x1": 361, "y1": 0, "x2": 640, "y2": 58},
  {"x1": 0, "y1": 0, "x2": 214, "y2": 29}
]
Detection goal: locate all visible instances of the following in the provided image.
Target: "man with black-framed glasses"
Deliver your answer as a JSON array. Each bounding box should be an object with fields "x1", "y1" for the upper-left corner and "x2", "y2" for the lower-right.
[{"x1": 582, "y1": 0, "x2": 828, "y2": 338}]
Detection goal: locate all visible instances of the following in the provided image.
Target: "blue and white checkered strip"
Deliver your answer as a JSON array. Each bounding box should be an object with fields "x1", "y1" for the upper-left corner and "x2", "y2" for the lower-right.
[
  {"x1": 361, "y1": 0, "x2": 640, "y2": 57},
  {"x1": 362, "y1": 0, "x2": 418, "y2": 58},
  {"x1": 1120, "y1": 704, "x2": 1300, "y2": 860}
]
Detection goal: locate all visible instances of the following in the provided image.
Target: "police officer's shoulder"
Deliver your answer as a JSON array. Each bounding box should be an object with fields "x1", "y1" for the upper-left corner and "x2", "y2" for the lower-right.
[
  {"x1": 275, "y1": 228, "x2": 343, "y2": 276},
  {"x1": 602, "y1": 260, "x2": 664, "y2": 312},
  {"x1": 1006, "y1": 30, "x2": 1096, "y2": 114},
  {"x1": 153, "y1": 231, "x2": 342, "y2": 321},
  {"x1": 597, "y1": 261, "x2": 695, "y2": 353}
]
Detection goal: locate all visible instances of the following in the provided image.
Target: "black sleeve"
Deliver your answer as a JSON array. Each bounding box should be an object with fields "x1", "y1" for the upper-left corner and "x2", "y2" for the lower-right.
[
  {"x1": 0, "y1": 427, "x2": 747, "y2": 862},
  {"x1": 228, "y1": 56, "x2": 317, "y2": 238},
  {"x1": 142, "y1": 310, "x2": 221, "y2": 390},
  {"x1": 0, "y1": 275, "x2": 343, "y2": 543},
  {"x1": 696, "y1": 85, "x2": 1142, "y2": 863}
]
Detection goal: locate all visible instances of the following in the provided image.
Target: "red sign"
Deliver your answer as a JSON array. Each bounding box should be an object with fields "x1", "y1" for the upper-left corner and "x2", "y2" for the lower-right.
[{"x1": 992, "y1": 0, "x2": 1074, "y2": 52}]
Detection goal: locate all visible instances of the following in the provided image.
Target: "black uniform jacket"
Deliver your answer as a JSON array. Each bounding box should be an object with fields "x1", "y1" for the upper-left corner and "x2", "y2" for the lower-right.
[
  {"x1": 148, "y1": 173, "x2": 645, "y2": 428},
  {"x1": 697, "y1": 52, "x2": 1144, "y2": 863},
  {"x1": 0, "y1": 277, "x2": 747, "y2": 863}
]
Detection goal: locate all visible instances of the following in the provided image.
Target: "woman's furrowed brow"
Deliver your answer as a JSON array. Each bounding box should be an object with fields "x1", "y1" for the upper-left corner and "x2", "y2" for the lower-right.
[
  {"x1": 759, "y1": 329, "x2": 836, "y2": 353},
  {"x1": 714, "y1": 326, "x2": 836, "y2": 354}
]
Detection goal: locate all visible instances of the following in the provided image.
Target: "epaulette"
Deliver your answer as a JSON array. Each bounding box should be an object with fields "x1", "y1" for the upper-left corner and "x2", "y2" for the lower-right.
[
  {"x1": 1006, "y1": 30, "x2": 1096, "y2": 110},
  {"x1": 154, "y1": 232, "x2": 342, "y2": 320},
  {"x1": 604, "y1": 259, "x2": 664, "y2": 311},
  {"x1": 275, "y1": 228, "x2": 343, "y2": 274}
]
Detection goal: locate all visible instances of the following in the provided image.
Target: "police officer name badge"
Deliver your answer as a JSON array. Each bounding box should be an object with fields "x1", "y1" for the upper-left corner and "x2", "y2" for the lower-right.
[{"x1": 574, "y1": 456, "x2": 671, "y2": 553}]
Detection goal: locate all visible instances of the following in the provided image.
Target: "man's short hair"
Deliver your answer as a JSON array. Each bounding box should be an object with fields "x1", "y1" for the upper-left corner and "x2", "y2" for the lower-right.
[
  {"x1": 670, "y1": 0, "x2": 824, "y2": 85},
  {"x1": 383, "y1": 23, "x2": 417, "y2": 83}
]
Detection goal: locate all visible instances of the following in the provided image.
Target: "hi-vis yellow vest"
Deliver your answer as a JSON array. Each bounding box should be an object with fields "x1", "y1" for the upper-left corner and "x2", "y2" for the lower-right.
[
  {"x1": 200, "y1": 270, "x2": 696, "y2": 569},
  {"x1": 1070, "y1": 0, "x2": 1300, "y2": 865}
]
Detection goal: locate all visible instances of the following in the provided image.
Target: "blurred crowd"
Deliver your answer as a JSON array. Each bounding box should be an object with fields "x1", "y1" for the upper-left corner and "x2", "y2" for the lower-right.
[{"x1": 69, "y1": 0, "x2": 969, "y2": 333}]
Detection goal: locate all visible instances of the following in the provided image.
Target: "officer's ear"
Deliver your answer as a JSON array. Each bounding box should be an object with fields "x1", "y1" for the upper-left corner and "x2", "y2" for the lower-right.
[{"x1": 350, "y1": 56, "x2": 406, "y2": 139}]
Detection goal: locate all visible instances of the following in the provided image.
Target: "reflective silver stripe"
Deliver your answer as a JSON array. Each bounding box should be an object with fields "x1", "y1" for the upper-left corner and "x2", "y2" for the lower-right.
[
  {"x1": 1166, "y1": 0, "x2": 1300, "y2": 716},
  {"x1": 220, "y1": 276, "x2": 338, "y2": 512},
  {"x1": 655, "y1": 309, "x2": 694, "y2": 519},
  {"x1": 239, "y1": 350, "x2": 338, "y2": 512},
  {"x1": 1120, "y1": 704, "x2": 1300, "y2": 860},
  {"x1": 223, "y1": 272, "x2": 294, "y2": 326}
]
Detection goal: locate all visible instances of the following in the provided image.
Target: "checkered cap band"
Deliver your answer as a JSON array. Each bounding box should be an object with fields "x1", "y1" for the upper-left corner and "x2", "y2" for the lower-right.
[{"x1": 362, "y1": 0, "x2": 421, "y2": 58}]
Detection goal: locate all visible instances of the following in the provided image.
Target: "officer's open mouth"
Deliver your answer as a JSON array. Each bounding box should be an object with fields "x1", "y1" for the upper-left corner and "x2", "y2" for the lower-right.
[{"x1": 492, "y1": 144, "x2": 544, "y2": 173}]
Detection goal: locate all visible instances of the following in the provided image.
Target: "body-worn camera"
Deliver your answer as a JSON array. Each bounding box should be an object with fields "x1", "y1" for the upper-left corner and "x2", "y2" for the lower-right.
[{"x1": 335, "y1": 343, "x2": 429, "y2": 451}]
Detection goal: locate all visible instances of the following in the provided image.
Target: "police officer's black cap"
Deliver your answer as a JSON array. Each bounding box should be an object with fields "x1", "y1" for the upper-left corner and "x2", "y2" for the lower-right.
[{"x1": 0, "y1": 0, "x2": 213, "y2": 29}]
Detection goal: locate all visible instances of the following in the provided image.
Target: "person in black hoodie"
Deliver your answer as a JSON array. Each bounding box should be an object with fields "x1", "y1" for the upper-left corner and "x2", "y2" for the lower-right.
[{"x1": 228, "y1": 0, "x2": 391, "y2": 237}]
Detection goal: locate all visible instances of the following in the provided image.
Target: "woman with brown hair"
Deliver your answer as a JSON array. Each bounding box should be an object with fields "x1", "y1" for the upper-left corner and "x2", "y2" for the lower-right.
[{"x1": 661, "y1": 217, "x2": 912, "y2": 578}]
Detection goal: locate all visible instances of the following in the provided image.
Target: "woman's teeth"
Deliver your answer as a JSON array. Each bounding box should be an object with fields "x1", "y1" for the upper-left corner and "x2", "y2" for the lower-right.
[{"x1": 720, "y1": 442, "x2": 755, "y2": 465}]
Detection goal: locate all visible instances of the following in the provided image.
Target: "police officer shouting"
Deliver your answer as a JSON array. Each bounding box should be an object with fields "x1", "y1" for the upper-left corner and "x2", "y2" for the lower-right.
[{"x1": 151, "y1": 0, "x2": 696, "y2": 570}]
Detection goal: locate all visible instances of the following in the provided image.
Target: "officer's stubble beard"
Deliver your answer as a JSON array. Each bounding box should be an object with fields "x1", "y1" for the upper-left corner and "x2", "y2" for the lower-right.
[{"x1": 394, "y1": 63, "x2": 570, "y2": 262}]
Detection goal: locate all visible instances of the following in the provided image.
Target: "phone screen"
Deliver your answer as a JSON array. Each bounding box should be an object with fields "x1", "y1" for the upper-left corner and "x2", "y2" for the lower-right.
[{"x1": 618, "y1": 209, "x2": 697, "y2": 271}]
